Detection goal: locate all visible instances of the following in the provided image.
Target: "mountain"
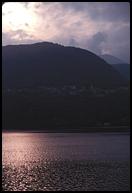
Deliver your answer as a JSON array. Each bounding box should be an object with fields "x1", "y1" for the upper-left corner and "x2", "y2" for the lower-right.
[
  {"x1": 2, "y1": 42, "x2": 129, "y2": 131},
  {"x1": 2, "y1": 42, "x2": 127, "y2": 89},
  {"x1": 100, "y1": 54, "x2": 125, "y2": 64},
  {"x1": 112, "y1": 63, "x2": 130, "y2": 80},
  {"x1": 100, "y1": 54, "x2": 130, "y2": 80}
]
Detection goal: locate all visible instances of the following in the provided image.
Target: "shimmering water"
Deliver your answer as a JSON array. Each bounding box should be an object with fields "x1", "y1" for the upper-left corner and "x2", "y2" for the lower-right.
[{"x1": 2, "y1": 132, "x2": 130, "y2": 191}]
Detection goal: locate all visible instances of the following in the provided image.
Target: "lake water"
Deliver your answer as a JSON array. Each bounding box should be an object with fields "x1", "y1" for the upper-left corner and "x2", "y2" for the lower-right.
[{"x1": 2, "y1": 132, "x2": 130, "y2": 191}]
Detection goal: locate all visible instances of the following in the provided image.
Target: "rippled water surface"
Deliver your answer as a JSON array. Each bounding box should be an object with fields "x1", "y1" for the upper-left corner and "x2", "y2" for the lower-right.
[{"x1": 2, "y1": 132, "x2": 130, "y2": 191}]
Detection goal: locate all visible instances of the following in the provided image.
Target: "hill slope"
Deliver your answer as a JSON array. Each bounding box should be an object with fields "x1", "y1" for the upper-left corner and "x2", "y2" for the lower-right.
[
  {"x1": 2, "y1": 42, "x2": 127, "y2": 89},
  {"x1": 100, "y1": 54, "x2": 125, "y2": 64},
  {"x1": 100, "y1": 54, "x2": 130, "y2": 80},
  {"x1": 2, "y1": 42, "x2": 129, "y2": 131},
  {"x1": 113, "y1": 63, "x2": 130, "y2": 80}
]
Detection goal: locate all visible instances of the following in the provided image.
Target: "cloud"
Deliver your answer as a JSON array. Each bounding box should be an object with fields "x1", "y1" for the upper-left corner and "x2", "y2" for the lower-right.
[
  {"x1": 87, "y1": 32, "x2": 107, "y2": 55},
  {"x1": 2, "y1": 2, "x2": 130, "y2": 63},
  {"x1": 68, "y1": 38, "x2": 78, "y2": 47},
  {"x1": 60, "y1": 2, "x2": 130, "y2": 22},
  {"x1": 2, "y1": 30, "x2": 41, "y2": 45}
]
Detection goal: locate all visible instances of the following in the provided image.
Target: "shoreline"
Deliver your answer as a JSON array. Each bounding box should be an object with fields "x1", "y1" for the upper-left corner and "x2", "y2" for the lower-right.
[{"x1": 2, "y1": 126, "x2": 130, "y2": 133}]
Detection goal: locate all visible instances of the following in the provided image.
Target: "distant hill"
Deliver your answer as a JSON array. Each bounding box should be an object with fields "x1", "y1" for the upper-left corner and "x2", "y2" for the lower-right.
[
  {"x1": 100, "y1": 54, "x2": 130, "y2": 80},
  {"x1": 113, "y1": 63, "x2": 130, "y2": 80},
  {"x1": 100, "y1": 54, "x2": 125, "y2": 64},
  {"x1": 2, "y1": 42, "x2": 127, "y2": 89}
]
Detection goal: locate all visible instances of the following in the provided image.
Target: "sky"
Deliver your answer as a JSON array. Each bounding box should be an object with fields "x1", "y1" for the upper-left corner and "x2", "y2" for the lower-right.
[{"x1": 2, "y1": 2, "x2": 130, "y2": 63}]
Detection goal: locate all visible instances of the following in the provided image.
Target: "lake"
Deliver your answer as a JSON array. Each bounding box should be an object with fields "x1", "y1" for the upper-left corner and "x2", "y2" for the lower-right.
[{"x1": 2, "y1": 132, "x2": 130, "y2": 191}]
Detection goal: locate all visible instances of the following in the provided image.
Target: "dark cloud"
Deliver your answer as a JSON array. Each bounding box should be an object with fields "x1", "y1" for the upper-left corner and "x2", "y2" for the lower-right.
[
  {"x1": 68, "y1": 38, "x2": 79, "y2": 47},
  {"x1": 84, "y1": 32, "x2": 107, "y2": 55},
  {"x1": 25, "y1": 23, "x2": 29, "y2": 27},
  {"x1": 22, "y1": 2, "x2": 30, "y2": 8},
  {"x1": 60, "y1": 2, "x2": 130, "y2": 62},
  {"x1": 107, "y1": 31, "x2": 130, "y2": 63},
  {"x1": 91, "y1": 32, "x2": 107, "y2": 44},
  {"x1": 60, "y1": 2, "x2": 130, "y2": 22}
]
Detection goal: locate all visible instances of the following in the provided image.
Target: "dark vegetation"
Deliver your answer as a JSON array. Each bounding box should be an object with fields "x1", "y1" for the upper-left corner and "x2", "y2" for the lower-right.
[
  {"x1": 2, "y1": 42, "x2": 127, "y2": 89},
  {"x1": 2, "y1": 87, "x2": 130, "y2": 131},
  {"x1": 2, "y1": 42, "x2": 130, "y2": 131}
]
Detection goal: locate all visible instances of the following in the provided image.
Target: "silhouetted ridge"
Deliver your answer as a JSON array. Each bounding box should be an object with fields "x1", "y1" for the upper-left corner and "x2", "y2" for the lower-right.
[
  {"x1": 100, "y1": 54, "x2": 125, "y2": 64},
  {"x1": 2, "y1": 42, "x2": 127, "y2": 89},
  {"x1": 100, "y1": 54, "x2": 130, "y2": 80}
]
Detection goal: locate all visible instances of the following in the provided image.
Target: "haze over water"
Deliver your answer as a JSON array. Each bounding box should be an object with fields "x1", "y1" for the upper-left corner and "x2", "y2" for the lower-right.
[{"x1": 2, "y1": 132, "x2": 130, "y2": 191}]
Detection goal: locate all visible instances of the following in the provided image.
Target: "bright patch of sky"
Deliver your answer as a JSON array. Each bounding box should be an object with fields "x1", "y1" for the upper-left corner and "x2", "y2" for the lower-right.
[{"x1": 2, "y1": 2, "x2": 130, "y2": 63}]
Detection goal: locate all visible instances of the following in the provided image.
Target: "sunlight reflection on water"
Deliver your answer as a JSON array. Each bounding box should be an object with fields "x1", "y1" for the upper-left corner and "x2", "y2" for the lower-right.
[{"x1": 2, "y1": 132, "x2": 130, "y2": 191}]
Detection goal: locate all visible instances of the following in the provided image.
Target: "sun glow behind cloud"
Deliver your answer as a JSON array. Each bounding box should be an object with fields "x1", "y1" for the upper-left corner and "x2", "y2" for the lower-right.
[
  {"x1": 2, "y1": 2, "x2": 130, "y2": 63},
  {"x1": 2, "y1": 3, "x2": 37, "y2": 32}
]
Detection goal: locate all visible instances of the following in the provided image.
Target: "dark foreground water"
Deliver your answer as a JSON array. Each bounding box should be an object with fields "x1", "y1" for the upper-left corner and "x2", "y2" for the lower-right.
[{"x1": 2, "y1": 132, "x2": 130, "y2": 191}]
